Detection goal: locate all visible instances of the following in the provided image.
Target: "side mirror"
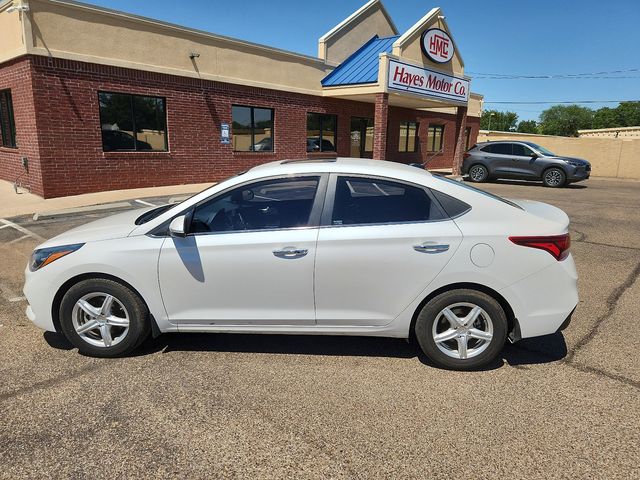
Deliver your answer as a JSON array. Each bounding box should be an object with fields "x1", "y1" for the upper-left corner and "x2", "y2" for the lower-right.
[
  {"x1": 169, "y1": 215, "x2": 188, "y2": 237},
  {"x1": 530, "y1": 152, "x2": 539, "y2": 159}
]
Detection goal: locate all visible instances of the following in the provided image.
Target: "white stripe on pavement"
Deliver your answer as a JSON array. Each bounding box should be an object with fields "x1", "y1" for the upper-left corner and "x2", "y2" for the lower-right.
[
  {"x1": 0, "y1": 218, "x2": 45, "y2": 242},
  {"x1": 135, "y1": 199, "x2": 156, "y2": 207}
]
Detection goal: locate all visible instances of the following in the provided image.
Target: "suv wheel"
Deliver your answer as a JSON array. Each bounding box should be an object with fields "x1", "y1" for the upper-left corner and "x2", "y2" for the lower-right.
[
  {"x1": 468, "y1": 164, "x2": 489, "y2": 183},
  {"x1": 59, "y1": 278, "x2": 150, "y2": 357},
  {"x1": 414, "y1": 289, "x2": 507, "y2": 370},
  {"x1": 543, "y1": 168, "x2": 566, "y2": 188}
]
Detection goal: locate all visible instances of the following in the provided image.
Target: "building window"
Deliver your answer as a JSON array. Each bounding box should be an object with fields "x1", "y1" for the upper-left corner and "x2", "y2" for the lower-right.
[
  {"x1": 232, "y1": 105, "x2": 274, "y2": 152},
  {"x1": 427, "y1": 124, "x2": 445, "y2": 152},
  {"x1": 398, "y1": 121, "x2": 418, "y2": 152},
  {"x1": 307, "y1": 113, "x2": 336, "y2": 152},
  {"x1": 465, "y1": 127, "x2": 472, "y2": 150},
  {"x1": 0, "y1": 90, "x2": 17, "y2": 148},
  {"x1": 99, "y1": 92, "x2": 167, "y2": 152}
]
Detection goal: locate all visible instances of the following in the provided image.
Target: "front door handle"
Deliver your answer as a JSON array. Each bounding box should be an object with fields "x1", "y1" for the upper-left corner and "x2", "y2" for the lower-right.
[
  {"x1": 273, "y1": 247, "x2": 308, "y2": 259},
  {"x1": 413, "y1": 243, "x2": 450, "y2": 254}
]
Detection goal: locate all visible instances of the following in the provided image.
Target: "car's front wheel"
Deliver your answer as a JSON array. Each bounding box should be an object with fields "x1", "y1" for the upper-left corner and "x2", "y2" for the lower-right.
[
  {"x1": 59, "y1": 278, "x2": 150, "y2": 357},
  {"x1": 468, "y1": 164, "x2": 489, "y2": 183},
  {"x1": 414, "y1": 289, "x2": 507, "y2": 370},
  {"x1": 542, "y1": 167, "x2": 566, "y2": 188}
]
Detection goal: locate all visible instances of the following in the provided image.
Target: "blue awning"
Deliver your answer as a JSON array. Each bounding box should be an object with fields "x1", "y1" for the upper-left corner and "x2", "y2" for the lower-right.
[{"x1": 321, "y1": 35, "x2": 400, "y2": 87}]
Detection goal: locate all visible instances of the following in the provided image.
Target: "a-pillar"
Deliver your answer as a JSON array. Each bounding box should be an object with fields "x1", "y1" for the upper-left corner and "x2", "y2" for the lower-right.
[
  {"x1": 373, "y1": 92, "x2": 389, "y2": 161},
  {"x1": 452, "y1": 105, "x2": 468, "y2": 175}
]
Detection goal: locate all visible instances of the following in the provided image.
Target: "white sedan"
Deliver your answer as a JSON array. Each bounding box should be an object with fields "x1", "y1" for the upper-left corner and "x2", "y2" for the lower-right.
[{"x1": 23, "y1": 158, "x2": 578, "y2": 370}]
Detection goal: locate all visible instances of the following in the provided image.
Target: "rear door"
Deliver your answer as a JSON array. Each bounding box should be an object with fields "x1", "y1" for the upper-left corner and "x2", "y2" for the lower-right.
[
  {"x1": 314, "y1": 175, "x2": 463, "y2": 326},
  {"x1": 481, "y1": 142, "x2": 515, "y2": 176}
]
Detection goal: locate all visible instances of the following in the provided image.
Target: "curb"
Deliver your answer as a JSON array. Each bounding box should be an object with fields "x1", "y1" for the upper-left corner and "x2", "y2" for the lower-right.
[{"x1": 33, "y1": 201, "x2": 132, "y2": 220}]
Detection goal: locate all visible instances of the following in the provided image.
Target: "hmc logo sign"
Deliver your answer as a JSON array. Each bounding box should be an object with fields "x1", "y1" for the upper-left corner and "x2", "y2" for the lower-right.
[{"x1": 420, "y1": 28, "x2": 454, "y2": 64}]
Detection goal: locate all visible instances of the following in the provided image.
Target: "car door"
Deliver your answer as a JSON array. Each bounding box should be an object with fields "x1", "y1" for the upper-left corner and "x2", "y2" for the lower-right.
[
  {"x1": 158, "y1": 174, "x2": 327, "y2": 326},
  {"x1": 511, "y1": 143, "x2": 538, "y2": 178},
  {"x1": 314, "y1": 175, "x2": 463, "y2": 326},
  {"x1": 482, "y1": 142, "x2": 515, "y2": 176}
]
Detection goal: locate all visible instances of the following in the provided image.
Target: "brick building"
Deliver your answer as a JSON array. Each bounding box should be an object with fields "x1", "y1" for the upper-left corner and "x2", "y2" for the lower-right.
[{"x1": 0, "y1": 0, "x2": 482, "y2": 198}]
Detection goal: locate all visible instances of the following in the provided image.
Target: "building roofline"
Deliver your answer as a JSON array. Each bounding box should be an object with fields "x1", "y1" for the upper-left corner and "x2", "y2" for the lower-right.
[
  {"x1": 44, "y1": 0, "x2": 331, "y2": 66},
  {"x1": 318, "y1": 0, "x2": 398, "y2": 43}
]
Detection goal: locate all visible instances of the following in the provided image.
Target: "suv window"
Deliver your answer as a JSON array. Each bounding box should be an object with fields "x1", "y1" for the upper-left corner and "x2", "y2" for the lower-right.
[
  {"x1": 331, "y1": 176, "x2": 446, "y2": 226},
  {"x1": 512, "y1": 144, "x2": 533, "y2": 156},
  {"x1": 481, "y1": 143, "x2": 511, "y2": 155},
  {"x1": 191, "y1": 176, "x2": 320, "y2": 233}
]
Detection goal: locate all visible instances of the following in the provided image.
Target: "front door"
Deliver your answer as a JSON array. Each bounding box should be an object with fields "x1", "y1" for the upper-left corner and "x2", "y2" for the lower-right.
[
  {"x1": 158, "y1": 175, "x2": 326, "y2": 326},
  {"x1": 350, "y1": 117, "x2": 374, "y2": 158},
  {"x1": 510, "y1": 143, "x2": 538, "y2": 178},
  {"x1": 314, "y1": 175, "x2": 462, "y2": 326}
]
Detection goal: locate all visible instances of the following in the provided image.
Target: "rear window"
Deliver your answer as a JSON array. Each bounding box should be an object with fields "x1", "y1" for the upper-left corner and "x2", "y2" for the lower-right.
[{"x1": 432, "y1": 176, "x2": 523, "y2": 210}]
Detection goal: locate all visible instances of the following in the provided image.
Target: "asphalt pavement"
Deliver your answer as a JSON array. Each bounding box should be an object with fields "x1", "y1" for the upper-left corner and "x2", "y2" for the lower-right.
[{"x1": 0, "y1": 178, "x2": 638, "y2": 479}]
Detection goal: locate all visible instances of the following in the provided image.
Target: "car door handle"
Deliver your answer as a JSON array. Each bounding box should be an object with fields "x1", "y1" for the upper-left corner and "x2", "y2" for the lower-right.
[
  {"x1": 413, "y1": 243, "x2": 450, "y2": 254},
  {"x1": 273, "y1": 247, "x2": 308, "y2": 259}
]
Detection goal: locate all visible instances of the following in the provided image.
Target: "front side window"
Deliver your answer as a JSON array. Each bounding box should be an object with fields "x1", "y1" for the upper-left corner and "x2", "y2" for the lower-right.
[
  {"x1": 307, "y1": 113, "x2": 336, "y2": 152},
  {"x1": 427, "y1": 124, "x2": 444, "y2": 152},
  {"x1": 0, "y1": 89, "x2": 17, "y2": 148},
  {"x1": 232, "y1": 105, "x2": 274, "y2": 152},
  {"x1": 512, "y1": 144, "x2": 533, "y2": 156},
  {"x1": 399, "y1": 121, "x2": 418, "y2": 152},
  {"x1": 99, "y1": 92, "x2": 167, "y2": 152},
  {"x1": 191, "y1": 176, "x2": 320, "y2": 233},
  {"x1": 331, "y1": 176, "x2": 446, "y2": 226}
]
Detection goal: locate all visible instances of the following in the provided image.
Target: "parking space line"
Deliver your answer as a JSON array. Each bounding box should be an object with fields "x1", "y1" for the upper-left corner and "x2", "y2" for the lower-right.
[
  {"x1": 7, "y1": 234, "x2": 30, "y2": 245},
  {"x1": 135, "y1": 199, "x2": 156, "y2": 207},
  {"x1": 0, "y1": 218, "x2": 45, "y2": 242}
]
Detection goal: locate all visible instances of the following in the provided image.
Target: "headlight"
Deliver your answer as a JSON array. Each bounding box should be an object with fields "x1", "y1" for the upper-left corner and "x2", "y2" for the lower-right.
[
  {"x1": 29, "y1": 243, "x2": 84, "y2": 272},
  {"x1": 563, "y1": 159, "x2": 583, "y2": 167}
]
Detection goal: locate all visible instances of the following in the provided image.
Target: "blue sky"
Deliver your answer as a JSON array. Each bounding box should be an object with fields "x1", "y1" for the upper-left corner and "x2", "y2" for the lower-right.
[{"x1": 85, "y1": 0, "x2": 639, "y2": 122}]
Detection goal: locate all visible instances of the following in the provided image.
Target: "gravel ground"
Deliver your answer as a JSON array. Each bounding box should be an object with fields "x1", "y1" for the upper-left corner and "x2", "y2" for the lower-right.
[{"x1": 0, "y1": 178, "x2": 638, "y2": 479}]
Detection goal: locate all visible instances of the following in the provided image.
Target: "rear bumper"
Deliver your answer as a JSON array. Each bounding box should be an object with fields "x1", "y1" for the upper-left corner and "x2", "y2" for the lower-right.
[{"x1": 499, "y1": 254, "x2": 579, "y2": 339}]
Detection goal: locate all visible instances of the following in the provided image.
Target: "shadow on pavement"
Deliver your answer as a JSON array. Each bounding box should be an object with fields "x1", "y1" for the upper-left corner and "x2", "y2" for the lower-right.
[{"x1": 465, "y1": 178, "x2": 588, "y2": 189}]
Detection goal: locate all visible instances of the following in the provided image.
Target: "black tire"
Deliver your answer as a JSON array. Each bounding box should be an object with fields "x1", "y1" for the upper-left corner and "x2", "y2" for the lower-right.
[
  {"x1": 542, "y1": 167, "x2": 566, "y2": 188},
  {"x1": 59, "y1": 278, "x2": 150, "y2": 357},
  {"x1": 414, "y1": 289, "x2": 507, "y2": 370},
  {"x1": 468, "y1": 164, "x2": 489, "y2": 183}
]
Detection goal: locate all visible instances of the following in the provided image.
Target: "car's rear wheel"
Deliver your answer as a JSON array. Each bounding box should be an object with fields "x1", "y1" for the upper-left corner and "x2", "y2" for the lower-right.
[
  {"x1": 542, "y1": 168, "x2": 566, "y2": 188},
  {"x1": 414, "y1": 289, "x2": 507, "y2": 370},
  {"x1": 59, "y1": 278, "x2": 150, "y2": 357},
  {"x1": 468, "y1": 164, "x2": 489, "y2": 183}
]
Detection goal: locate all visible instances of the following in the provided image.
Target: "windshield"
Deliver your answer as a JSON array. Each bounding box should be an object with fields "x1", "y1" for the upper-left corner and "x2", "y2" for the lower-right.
[
  {"x1": 432, "y1": 175, "x2": 523, "y2": 210},
  {"x1": 526, "y1": 142, "x2": 556, "y2": 156}
]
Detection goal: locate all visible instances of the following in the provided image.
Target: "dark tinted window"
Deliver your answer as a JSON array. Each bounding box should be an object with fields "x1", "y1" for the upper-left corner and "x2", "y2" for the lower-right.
[
  {"x1": 191, "y1": 177, "x2": 319, "y2": 233},
  {"x1": 481, "y1": 143, "x2": 511, "y2": 155},
  {"x1": 99, "y1": 92, "x2": 167, "y2": 151},
  {"x1": 512, "y1": 144, "x2": 533, "y2": 156},
  {"x1": 430, "y1": 189, "x2": 471, "y2": 218},
  {"x1": 0, "y1": 89, "x2": 17, "y2": 148},
  {"x1": 307, "y1": 113, "x2": 336, "y2": 152},
  {"x1": 331, "y1": 177, "x2": 446, "y2": 226},
  {"x1": 232, "y1": 105, "x2": 274, "y2": 152}
]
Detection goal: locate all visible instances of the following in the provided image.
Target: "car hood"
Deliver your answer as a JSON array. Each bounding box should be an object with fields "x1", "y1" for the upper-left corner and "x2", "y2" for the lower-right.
[
  {"x1": 549, "y1": 156, "x2": 591, "y2": 165},
  {"x1": 37, "y1": 207, "x2": 153, "y2": 249}
]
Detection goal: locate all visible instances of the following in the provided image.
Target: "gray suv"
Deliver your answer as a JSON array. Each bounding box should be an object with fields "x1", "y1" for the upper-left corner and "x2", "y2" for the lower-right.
[{"x1": 462, "y1": 141, "x2": 591, "y2": 187}]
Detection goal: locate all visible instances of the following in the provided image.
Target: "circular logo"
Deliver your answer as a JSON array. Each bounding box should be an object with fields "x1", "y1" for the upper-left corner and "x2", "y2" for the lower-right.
[{"x1": 420, "y1": 28, "x2": 454, "y2": 64}]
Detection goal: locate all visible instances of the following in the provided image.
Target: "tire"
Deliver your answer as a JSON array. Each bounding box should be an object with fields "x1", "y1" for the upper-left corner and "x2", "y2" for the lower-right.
[
  {"x1": 468, "y1": 164, "x2": 489, "y2": 183},
  {"x1": 414, "y1": 289, "x2": 507, "y2": 370},
  {"x1": 542, "y1": 167, "x2": 566, "y2": 188},
  {"x1": 59, "y1": 278, "x2": 150, "y2": 357}
]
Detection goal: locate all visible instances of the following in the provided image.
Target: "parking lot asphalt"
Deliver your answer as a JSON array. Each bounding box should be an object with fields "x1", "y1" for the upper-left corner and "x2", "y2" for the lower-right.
[{"x1": 0, "y1": 178, "x2": 639, "y2": 479}]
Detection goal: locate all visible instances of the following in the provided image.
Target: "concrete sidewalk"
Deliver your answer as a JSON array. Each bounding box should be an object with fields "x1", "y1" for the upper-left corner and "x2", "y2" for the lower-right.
[{"x1": 0, "y1": 180, "x2": 212, "y2": 218}]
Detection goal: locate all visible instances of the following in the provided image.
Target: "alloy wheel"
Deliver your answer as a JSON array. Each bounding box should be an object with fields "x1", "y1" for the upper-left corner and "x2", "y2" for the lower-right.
[
  {"x1": 431, "y1": 302, "x2": 494, "y2": 359},
  {"x1": 544, "y1": 169, "x2": 564, "y2": 187},
  {"x1": 469, "y1": 165, "x2": 487, "y2": 182},
  {"x1": 71, "y1": 292, "x2": 130, "y2": 348}
]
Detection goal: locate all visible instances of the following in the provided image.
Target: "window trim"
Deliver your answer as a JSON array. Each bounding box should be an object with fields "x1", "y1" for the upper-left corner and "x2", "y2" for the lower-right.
[
  {"x1": 0, "y1": 89, "x2": 17, "y2": 149},
  {"x1": 98, "y1": 91, "x2": 168, "y2": 153},
  {"x1": 426, "y1": 124, "x2": 445, "y2": 153},
  {"x1": 320, "y1": 173, "x2": 449, "y2": 228},
  {"x1": 307, "y1": 112, "x2": 337, "y2": 153},
  {"x1": 398, "y1": 121, "x2": 418, "y2": 153},
  {"x1": 232, "y1": 104, "x2": 275, "y2": 153}
]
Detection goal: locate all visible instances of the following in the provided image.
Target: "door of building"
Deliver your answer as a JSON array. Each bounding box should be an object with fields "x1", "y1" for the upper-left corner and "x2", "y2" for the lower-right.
[{"x1": 350, "y1": 117, "x2": 374, "y2": 158}]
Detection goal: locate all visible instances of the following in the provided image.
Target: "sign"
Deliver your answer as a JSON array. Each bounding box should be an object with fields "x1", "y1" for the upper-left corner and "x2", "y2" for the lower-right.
[
  {"x1": 387, "y1": 59, "x2": 469, "y2": 104},
  {"x1": 220, "y1": 123, "x2": 230, "y2": 144},
  {"x1": 420, "y1": 28, "x2": 454, "y2": 64}
]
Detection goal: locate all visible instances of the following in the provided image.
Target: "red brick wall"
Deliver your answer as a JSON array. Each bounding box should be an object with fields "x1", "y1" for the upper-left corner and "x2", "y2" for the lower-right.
[
  {"x1": 0, "y1": 55, "x2": 479, "y2": 198},
  {"x1": 0, "y1": 57, "x2": 44, "y2": 195}
]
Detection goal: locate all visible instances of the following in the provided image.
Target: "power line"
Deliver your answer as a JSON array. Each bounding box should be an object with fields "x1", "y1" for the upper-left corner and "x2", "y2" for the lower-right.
[
  {"x1": 467, "y1": 68, "x2": 639, "y2": 79},
  {"x1": 484, "y1": 100, "x2": 639, "y2": 105}
]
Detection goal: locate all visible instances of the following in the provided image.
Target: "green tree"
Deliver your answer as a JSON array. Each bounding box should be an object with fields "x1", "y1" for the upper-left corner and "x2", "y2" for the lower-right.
[
  {"x1": 538, "y1": 105, "x2": 594, "y2": 137},
  {"x1": 592, "y1": 107, "x2": 620, "y2": 129},
  {"x1": 614, "y1": 101, "x2": 640, "y2": 127},
  {"x1": 480, "y1": 110, "x2": 518, "y2": 132},
  {"x1": 516, "y1": 120, "x2": 538, "y2": 134}
]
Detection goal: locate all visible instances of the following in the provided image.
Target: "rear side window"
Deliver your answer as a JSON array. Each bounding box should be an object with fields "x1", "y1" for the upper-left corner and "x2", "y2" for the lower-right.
[
  {"x1": 331, "y1": 176, "x2": 446, "y2": 226},
  {"x1": 430, "y1": 189, "x2": 471, "y2": 218},
  {"x1": 481, "y1": 143, "x2": 511, "y2": 155}
]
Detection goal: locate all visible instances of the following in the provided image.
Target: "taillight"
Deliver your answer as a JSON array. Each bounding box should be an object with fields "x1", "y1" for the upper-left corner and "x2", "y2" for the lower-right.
[
  {"x1": 509, "y1": 234, "x2": 571, "y2": 260},
  {"x1": 463, "y1": 152, "x2": 471, "y2": 159}
]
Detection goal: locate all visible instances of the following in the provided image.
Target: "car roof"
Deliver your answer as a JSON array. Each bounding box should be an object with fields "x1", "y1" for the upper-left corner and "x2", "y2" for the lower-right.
[{"x1": 247, "y1": 157, "x2": 433, "y2": 179}]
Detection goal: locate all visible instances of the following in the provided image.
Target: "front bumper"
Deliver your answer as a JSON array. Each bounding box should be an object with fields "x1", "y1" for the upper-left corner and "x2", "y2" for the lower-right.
[{"x1": 567, "y1": 165, "x2": 591, "y2": 182}]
